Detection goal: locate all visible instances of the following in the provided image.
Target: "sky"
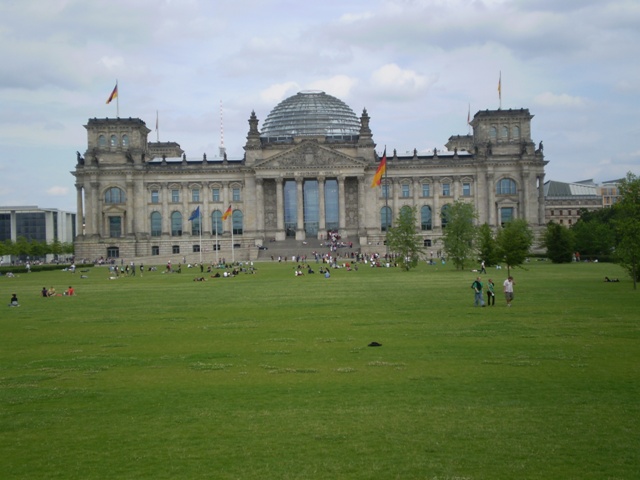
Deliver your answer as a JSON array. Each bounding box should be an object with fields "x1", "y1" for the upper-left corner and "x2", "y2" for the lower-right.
[{"x1": 1, "y1": 0, "x2": 639, "y2": 212}]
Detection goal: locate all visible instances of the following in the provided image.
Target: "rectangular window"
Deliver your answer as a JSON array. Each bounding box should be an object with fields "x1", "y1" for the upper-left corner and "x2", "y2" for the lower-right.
[
  {"x1": 382, "y1": 184, "x2": 390, "y2": 199},
  {"x1": 109, "y1": 216, "x2": 121, "y2": 238},
  {"x1": 462, "y1": 183, "x2": 471, "y2": 196},
  {"x1": 171, "y1": 189, "x2": 179, "y2": 203},
  {"x1": 172, "y1": 245, "x2": 180, "y2": 254},
  {"x1": 151, "y1": 190, "x2": 159, "y2": 204},
  {"x1": 402, "y1": 184, "x2": 410, "y2": 198},
  {"x1": 212, "y1": 243, "x2": 220, "y2": 251},
  {"x1": 500, "y1": 207, "x2": 514, "y2": 226},
  {"x1": 192, "y1": 189, "x2": 200, "y2": 202},
  {"x1": 422, "y1": 184, "x2": 430, "y2": 197},
  {"x1": 442, "y1": 184, "x2": 450, "y2": 196},
  {"x1": 232, "y1": 187, "x2": 241, "y2": 202},
  {"x1": 212, "y1": 188, "x2": 220, "y2": 202},
  {"x1": 151, "y1": 246, "x2": 160, "y2": 256},
  {"x1": 192, "y1": 244, "x2": 200, "y2": 253},
  {"x1": 423, "y1": 239, "x2": 432, "y2": 247}
]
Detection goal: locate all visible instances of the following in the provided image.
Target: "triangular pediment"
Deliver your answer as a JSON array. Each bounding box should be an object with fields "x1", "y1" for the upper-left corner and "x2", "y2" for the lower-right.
[{"x1": 254, "y1": 141, "x2": 368, "y2": 170}]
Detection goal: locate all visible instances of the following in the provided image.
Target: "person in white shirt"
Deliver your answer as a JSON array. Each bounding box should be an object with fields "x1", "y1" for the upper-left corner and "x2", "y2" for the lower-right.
[{"x1": 503, "y1": 276, "x2": 515, "y2": 307}]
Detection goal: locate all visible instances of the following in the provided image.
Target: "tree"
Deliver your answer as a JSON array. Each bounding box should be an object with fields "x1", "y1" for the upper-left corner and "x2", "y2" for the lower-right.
[
  {"x1": 477, "y1": 223, "x2": 500, "y2": 266},
  {"x1": 442, "y1": 201, "x2": 477, "y2": 270},
  {"x1": 386, "y1": 206, "x2": 423, "y2": 271},
  {"x1": 614, "y1": 172, "x2": 640, "y2": 289},
  {"x1": 496, "y1": 219, "x2": 534, "y2": 277},
  {"x1": 572, "y1": 208, "x2": 616, "y2": 260},
  {"x1": 542, "y1": 222, "x2": 575, "y2": 263}
]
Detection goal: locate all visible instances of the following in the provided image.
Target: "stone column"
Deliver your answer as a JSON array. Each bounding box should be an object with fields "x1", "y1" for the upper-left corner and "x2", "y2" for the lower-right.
[
  {"x1": 161, "y1": 184, "x2": 170, "y2": 235},
  {"x1": 203, "y1": 183, "x2": 210, "y2": 235},
  {"x1": 521, "y1": 169, "x2": 529, "y2": 221},
  {"x1": 75, "y1": 184, "x2": 84, "y2": 236},
  {"x1": 181, "y1": 182, "x2": 189, "y2": 236},
  {"x1": 318, "y1": 176, "x2": 326, "y2": 235},
  {"x1": 276, "y1": 178, "x2": 284, "y2": 234},
  {"x1": 453, "y1": 176, "x2": 460, "y2": 201},
  {"x1": 357, "y1": 175, "x2": 365, "y2": 235},
  {"x1": 256, "y1": 178, "x2": 265, "y2": 236},
  {"x1": 412, "y1": 177, "x2": 420, "y2": 230},
  {"x1": 338, "y1": 175, "x2": 346, "y2": 231},
  {"x1": 90, "y1": 181, "x2": 100, "y2": 236},
  {"x1": 126, "y1": 180, "x2": 134, "y2": 236},
  {"x1": 296, "y1": 176, "x2": 304, "y2": 238},
  {"x1": 432, "y1": 178, "x2": 440, "y2": 228},
  {"x1": 537, "y1": 173, "x2": 545, "y2": 225},
  {"x1": 487, "y1": 172, "x2": 496, "y2": 226}
]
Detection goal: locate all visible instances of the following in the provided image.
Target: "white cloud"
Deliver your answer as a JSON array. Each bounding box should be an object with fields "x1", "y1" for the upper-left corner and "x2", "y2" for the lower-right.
[
  {"x1": 370, "y1": 64, "x2": 434, "y2": 98},
  {"x1": 534, "y1": 92, "x2": 586, "y2": 108},
  {"x1": 259, "y1": 82, "x2": 300, "y2": 105},
  {"x1": 47, "y1": 186, "x2": 69, "y2": 196},
  {"x1": 307, "y1": 76, "x2": 358, "y2": 100}
]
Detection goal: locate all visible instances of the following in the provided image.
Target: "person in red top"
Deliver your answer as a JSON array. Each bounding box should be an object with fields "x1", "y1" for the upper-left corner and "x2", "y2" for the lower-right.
[{"x1": 65, "y1": 286, "x2": 75, "y2": 296}]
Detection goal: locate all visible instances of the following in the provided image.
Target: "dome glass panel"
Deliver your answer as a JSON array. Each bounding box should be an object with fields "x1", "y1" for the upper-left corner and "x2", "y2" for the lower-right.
[{"x1": 261, "y1": 91, "x2": 360, "y2": 142}]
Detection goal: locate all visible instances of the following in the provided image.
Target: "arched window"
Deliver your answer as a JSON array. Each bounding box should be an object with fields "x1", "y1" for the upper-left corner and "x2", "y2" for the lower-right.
[
  {"x1": 232, "y1": 210, "x2": 243, "y2": 235},
  {"x1": 512, "y1": 126, "x2": 520, "y2": 140},
  {"x1": 421, "y1": 206, "x2": 432, "y2": 231},
  {"x1": 501, "y1": 126, "x2": 509, "y2": 139},
  {"x1": 110, "y1": 135, "x2": 117, "y2": 147},
  {"x1": 98, "y1": 135, "x2": 107, "y2": 147},
  {"x1": 496, "y1": 178, "x2": 517, "y2": 195},
  {"x1": 441, "y1": 204, "x2": 451, "y2": 228},
  {"x1": 171, "y1": 211, "x2": 182, "y2": 236},
  {"x1": 191, "y1": 216, "x2": 201, "y2": 235},
  {"x1": 380, "y1": 206, "x2": 392, "y2": 232},
  {"x1": 211, "y1": 210, "x2": 222, "y2": 235},
  {"x1": 150, "y1": 212, "x2": 162, "y2": 237},
  {"x1": 122, "y1": 134, "x2": 129, "y2": 147},
  {"x1": 104, "y1": 187, "x2": 125, "y2": 204},
  {"x1": 490, "y1": 126, "x2": 497, "y2": 140}
]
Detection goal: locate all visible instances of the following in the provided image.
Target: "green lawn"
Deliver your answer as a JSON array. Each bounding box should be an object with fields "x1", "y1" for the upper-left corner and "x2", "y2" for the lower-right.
[{"x1": 1, "y1": 260, "x2": 638, "y2": 479}]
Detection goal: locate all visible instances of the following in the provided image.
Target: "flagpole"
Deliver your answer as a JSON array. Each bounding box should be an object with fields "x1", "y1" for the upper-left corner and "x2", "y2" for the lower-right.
[
  {"x1": 384, "y1": 145, "x2": 389, "y2": 257},
  {"x1": 116, "y1": 79, "x2": 120, "y2": 118},
  {"x1": 199, "y1": 213, "x2": 202, "y2": 264},
  {"x1": 156, "y1": 110, "x2": 159, "y2": 142},
  {"x1": 231, "y1": 224, "x2": 235, "y2": 264},
  {"x1": 215, "y1": 221, "x2": 219, "y2": 265},
  {"x1": 498, "y1": 71, "x2": 502, "y2": 110}
]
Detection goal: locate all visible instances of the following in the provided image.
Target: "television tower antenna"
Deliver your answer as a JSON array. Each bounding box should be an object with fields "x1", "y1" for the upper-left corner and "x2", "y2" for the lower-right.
[{"x1": 219, "y1": 100, "x2": 226, "y2": 159}]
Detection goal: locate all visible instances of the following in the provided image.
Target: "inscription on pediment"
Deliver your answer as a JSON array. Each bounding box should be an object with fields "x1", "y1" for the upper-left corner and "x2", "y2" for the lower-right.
[{"x1": 256, "y1": 144, "x2": 365, "y2": 170}]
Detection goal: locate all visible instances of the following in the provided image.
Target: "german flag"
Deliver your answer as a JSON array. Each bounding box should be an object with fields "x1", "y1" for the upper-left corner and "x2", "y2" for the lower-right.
[
  {"x1": 371, "y1": 149, "x2": 387, "y2": 188},
  {"x1": 222, "y1": 205, "x2": 232, "y2": 220},
  {"x1": 106, "y1": 83, "x2": 118, "y2": 104}
]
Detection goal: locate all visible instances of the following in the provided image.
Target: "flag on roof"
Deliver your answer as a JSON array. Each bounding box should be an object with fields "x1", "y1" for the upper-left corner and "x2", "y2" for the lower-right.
[
  {"x1": 371, "y1": 149, "x2": 387, "y2": 188},
  {"x1": 106, "y1": 83, "x2": 118, "y2": 104}
]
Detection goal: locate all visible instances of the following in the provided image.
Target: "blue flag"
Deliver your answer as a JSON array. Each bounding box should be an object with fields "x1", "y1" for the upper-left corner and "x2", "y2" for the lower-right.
[{"x1": 188, "y1": 206, "x2": 200, "y2": 221}]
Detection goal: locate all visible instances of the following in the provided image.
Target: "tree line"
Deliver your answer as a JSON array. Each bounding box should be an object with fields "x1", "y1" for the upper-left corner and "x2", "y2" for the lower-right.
[{"x1": 0, "y1": 237, "x2": 75, "y2": 261}]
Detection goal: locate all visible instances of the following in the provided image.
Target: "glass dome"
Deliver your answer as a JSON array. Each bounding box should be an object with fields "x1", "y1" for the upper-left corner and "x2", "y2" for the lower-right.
[{"x1": 261, "y1": 91, "x2": 360, "y2": 142}]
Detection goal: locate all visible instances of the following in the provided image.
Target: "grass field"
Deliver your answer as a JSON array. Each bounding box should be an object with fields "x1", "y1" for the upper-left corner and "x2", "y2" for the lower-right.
[{"x1": 1, "y1": 259, "x2": 638, "y2": 479}]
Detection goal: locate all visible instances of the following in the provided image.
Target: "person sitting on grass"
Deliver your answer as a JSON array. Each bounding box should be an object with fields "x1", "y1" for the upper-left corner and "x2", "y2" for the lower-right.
[
  {"x1": 47, "y1": 287, "x2": 56, "y2": 297},
  {"x1": 41, "y1": 287, "x2": 48, "y2": 297},
  {"x1": 64, "y1": 286, "x2": 75, "y2": 296},
  {"x1": 9, "y1": 293, "x2": 19, "y2": 307}
]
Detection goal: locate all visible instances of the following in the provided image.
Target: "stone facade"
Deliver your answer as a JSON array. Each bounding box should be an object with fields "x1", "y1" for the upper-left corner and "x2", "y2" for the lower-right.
[{"x1": 72, "y1": 96, "x2": 547, "y2": 262}]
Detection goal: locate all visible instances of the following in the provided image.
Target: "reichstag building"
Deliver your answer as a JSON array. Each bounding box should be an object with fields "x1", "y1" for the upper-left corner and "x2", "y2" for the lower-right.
[{"x1": 72, "y1": 90, "x2": 548, "y2": 261}]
